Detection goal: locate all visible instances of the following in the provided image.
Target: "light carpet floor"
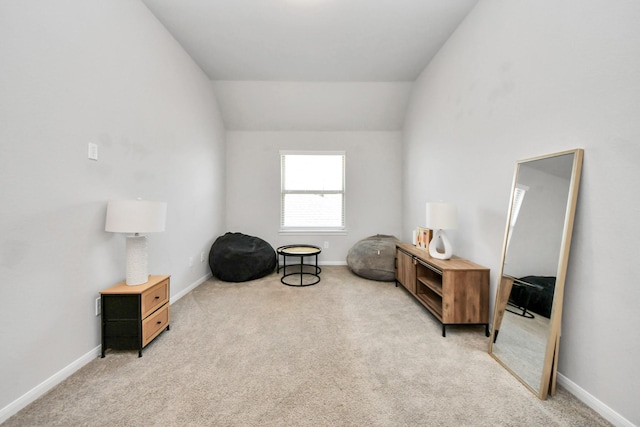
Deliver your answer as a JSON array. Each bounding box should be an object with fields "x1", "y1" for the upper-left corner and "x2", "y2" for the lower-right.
[{"x1": 4, "y1": 266, "x2": 611, "y2": 426}]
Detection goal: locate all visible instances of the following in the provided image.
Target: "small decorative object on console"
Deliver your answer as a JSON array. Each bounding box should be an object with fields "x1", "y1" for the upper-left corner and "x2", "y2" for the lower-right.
[{"x1": 415, "y1": 227, "x2": 432, "y2": 250}]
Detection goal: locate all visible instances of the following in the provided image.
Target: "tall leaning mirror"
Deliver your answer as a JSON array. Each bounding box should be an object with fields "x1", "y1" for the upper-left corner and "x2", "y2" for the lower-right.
[{"x1": 489, "y1": 149, "x2": 584, "y2": 400}]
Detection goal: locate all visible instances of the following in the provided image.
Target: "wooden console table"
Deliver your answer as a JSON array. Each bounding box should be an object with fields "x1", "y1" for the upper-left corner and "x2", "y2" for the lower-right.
[{"x1": 395, "y1": 243, "x2": 489, "y2": 337}]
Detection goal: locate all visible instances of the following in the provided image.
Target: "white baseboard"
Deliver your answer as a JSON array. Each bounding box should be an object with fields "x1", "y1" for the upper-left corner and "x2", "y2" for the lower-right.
[
  {"x1": 0, "y1": 273, "x2": 211, "y2": 424},
  {"x1": 0, "y1": 346, "x2": 101, "y2": 424},
  {"x1": 557, "y1": 373, "x2": 635, "y2": 427},
  {"x1": 319, "y1": 261, "x2": 348, "y2": 266},
  {"x1": 171, "y1": 272, "x2": 212, "y2": 304}
]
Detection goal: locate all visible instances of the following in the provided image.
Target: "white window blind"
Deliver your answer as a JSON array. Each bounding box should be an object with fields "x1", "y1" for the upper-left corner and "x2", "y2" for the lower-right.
[
  {"x1": 280, "y1": 152, "x2": 345, "y2": 230},
  {"x1": 510, "y1": 184, "x2": 529, "y2": 228},
  {"x1": 506, "y1": 184, "x2": 529, "y2": 250}
]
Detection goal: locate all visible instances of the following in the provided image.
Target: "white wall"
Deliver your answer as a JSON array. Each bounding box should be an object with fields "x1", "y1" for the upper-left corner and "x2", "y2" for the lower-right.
[
  {"x1": 0, "y1": 0, "x2": 226, "y2": 419},
  {"x1": 402, "y1": 1, "x2": 640, "y2": 425},
  {"x1": 225, "y1": 131, "x2": 402, "y2": 262},
  {"x1": 212, "y1": 81, "x2": 412, "y2": 131}
]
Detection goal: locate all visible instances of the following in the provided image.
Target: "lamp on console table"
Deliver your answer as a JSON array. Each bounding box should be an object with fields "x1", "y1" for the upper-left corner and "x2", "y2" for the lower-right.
[
  {"x1": 425, "y1": 202, "x2": 457, "y2": 260},
  {"x1": 105, "y1": 199, "x2": 167, "y2": 285}
]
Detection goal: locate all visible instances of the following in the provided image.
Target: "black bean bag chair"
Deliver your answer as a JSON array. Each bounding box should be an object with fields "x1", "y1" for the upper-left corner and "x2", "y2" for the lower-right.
[
  {"x1": 209, "y1": 232, "x2": 276, "y2": 282},
  {"x1": 509, "y1": 276, "x2": 556, "y2": 318},
  {"x1": 347, "y1": 234, "x2": 400, "y2": 281}
]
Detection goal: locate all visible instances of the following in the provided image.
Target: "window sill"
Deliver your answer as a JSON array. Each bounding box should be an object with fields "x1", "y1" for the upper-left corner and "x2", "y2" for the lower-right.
[{"x1": 279, "y1": 228, "x2": 348, "y2": 236}]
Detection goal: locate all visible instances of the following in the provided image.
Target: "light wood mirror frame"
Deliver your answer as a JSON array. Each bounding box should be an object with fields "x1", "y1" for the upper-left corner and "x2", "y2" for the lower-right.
[{"x1": 488, "y1": 148, "x2": 584, "y2": 400}]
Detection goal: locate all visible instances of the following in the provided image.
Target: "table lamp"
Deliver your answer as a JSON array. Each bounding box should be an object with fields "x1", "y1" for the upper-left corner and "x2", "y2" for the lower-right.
[
  {"x1": 425, "y1": 202, "x2": 457, "y2": 260},
  {"x1": 105, "y1": 199, "x2": 167, "y2": 285}
]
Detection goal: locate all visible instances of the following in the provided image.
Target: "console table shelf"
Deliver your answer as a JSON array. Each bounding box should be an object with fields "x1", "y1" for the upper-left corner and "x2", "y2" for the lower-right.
[
  {"x1": 416, "y1": 292, "x2": 443, "y2": 318},
  {"x1": 395, "y1": 243, "x2": 490, "y2": 337},
  {"x1": 418, "y1": 276, "x2": 443, "y2": 296}
]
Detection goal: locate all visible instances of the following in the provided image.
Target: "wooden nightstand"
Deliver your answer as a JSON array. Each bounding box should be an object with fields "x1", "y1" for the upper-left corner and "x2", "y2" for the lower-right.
[{"x1": 100, "y1": 275, "x2": 170, "y2": 357}]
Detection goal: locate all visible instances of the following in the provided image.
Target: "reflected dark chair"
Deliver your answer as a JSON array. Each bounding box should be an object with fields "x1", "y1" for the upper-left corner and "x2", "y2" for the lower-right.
[{"x1": 507, "y1": 276, "x2": 556, "y2": 319}]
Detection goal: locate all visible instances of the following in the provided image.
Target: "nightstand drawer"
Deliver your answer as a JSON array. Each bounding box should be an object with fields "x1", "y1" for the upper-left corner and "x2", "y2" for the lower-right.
[
  {"x1": 141, "y1": 278, "x2": 169, "y2": 318},
  {"x1": 142, "y1": 304, "x2": 170, "y2": 347}
]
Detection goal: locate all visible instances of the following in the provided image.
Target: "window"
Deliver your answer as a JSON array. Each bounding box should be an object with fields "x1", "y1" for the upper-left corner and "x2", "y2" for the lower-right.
[
  {"x1": 506, "y1": 184, "x2": 529, "y2": 249},
  {"x1": 280, "y1": 151, "x2": 345, "y2": 232}
]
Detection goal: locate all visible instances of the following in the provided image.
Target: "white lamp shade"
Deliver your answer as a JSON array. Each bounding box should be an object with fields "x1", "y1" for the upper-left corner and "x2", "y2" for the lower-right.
[
  {"x1": 105, "y1": 200, "x2": 167, "y2": 234},
  {"x1": 426, "y1": 202, "x2": 458, "y2": 230}
]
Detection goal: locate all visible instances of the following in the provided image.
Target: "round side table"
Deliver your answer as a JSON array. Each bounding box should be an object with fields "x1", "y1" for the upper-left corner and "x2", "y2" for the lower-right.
[{"x1": 277, "y1": 245, "x2": 322, "y2": 286}]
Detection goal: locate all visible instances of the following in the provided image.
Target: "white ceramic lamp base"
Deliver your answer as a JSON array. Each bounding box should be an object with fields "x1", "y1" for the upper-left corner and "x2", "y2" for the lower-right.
[
  {"x1": 125, "y1": 235, "x2": 149, "y2": 285},
  {"x1": 429, "y1": 229, "x2": 453, "y2": 260}
]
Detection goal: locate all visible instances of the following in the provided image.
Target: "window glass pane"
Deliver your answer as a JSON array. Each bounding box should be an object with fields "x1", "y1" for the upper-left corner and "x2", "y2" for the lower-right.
[
  {"x1": 282, "y1": 194, "x2": 343, "y2": 227},
  {"x1": 283, "y1": 155, "x2": 343, "y2": 191},
  {"x1": 281, "y1": 152, "x2": 345, "y2": 229}
]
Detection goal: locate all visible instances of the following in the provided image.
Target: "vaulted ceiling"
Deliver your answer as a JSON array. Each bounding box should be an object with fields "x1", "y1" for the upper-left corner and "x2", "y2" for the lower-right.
[{"x1": 141, "y1": 0, "x2": 479, "y2": 129}]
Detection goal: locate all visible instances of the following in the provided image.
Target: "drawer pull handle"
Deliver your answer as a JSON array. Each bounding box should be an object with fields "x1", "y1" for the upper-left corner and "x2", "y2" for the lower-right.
[
  {"x1": 155, "y1": 296, "x2": 160, "y2": 299},
  {"x1": 157, "y1": 321, "x2": 162, "y2": 324}
]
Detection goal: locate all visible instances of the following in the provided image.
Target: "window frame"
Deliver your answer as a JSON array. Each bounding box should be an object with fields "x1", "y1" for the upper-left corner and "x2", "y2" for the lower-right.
[{"x1": 279, "y1": 150, "x2": 347, "y2": 235}]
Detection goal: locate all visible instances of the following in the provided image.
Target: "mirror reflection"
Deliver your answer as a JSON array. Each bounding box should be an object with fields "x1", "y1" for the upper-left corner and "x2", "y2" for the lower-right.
[{"x1": 490, "y1": 149, "x2": 583, "y2": 399}]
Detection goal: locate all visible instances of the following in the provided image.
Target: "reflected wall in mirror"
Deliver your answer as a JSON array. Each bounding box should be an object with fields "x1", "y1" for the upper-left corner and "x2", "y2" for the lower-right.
[{"x1": 489, "y1": 148, "x2": 583, "y2": 400}]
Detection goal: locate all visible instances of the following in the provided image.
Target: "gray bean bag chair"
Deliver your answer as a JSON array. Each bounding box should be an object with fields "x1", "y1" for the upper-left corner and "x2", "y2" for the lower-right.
[
  {"x1": 347, "y1": 234, "x2": 400, "y2": 281},
  {"x1": 209, "y1": 232, "x2": 276, "y2": 282}
]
